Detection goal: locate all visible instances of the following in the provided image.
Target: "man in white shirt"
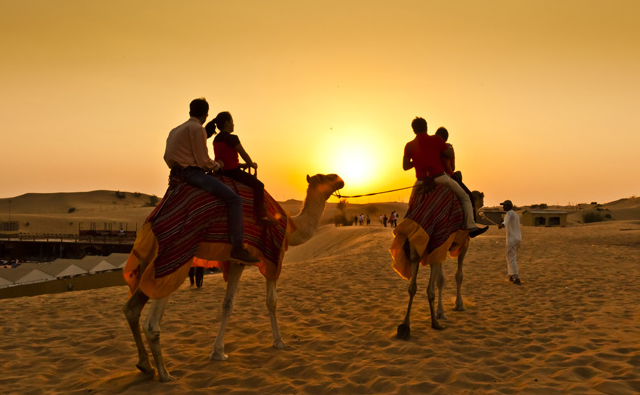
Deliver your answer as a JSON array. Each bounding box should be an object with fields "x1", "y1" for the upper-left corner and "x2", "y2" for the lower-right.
[
  {"x1": 498, "y1": 200, "x2": 522, "y2": 285},
  {"x1": 164, "y1": 98, "x2": 259, "y2": 263}
]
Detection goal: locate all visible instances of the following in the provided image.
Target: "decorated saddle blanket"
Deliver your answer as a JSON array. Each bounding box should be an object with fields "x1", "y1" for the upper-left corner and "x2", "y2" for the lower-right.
[
  {"x1": 390, "y1": 183, "x2": 470, "y2": 279},
  {"x1": 123, "y1": 175, "x2": 294, "y2": 299}
]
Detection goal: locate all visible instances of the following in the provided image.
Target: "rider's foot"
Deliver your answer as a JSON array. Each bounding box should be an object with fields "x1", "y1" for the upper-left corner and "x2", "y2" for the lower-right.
[
  {"x1": 469, "y1": 226, "x2": 489, "y2": 238},
  {"x1": 230, "y1": 247, "x2": 260, "y2": 263}
]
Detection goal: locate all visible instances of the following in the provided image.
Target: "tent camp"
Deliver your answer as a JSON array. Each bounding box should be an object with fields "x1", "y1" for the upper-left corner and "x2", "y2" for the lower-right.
[
  {"x1": 0, "y1": 267, "x2": 55, "y2": 286},
  {"x1": 0, "y1": 253, "x2": 127, "y2": 288}
]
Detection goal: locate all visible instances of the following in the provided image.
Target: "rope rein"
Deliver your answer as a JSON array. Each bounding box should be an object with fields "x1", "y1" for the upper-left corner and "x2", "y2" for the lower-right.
[{"x1": 333, "y1": 185, "x2": 417, "y2": 199}]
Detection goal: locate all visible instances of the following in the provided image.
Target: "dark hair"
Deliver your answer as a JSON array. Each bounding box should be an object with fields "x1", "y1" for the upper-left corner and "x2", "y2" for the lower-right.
[
  {"x1": 205, "y1": 111, "x2": 232, "y2": 137},
  {"x1": 189, "y1": 98, "x2": 209, "y2": 118},
  {"x1": 435, "y1": 127, "x2": 448, "y2": 142},
  {"x1": 411, "y1": 117, "x2": 427, "y2": 134},
  {"x1": 205, "y1": 122, "x2": 216, "y2": 138}
]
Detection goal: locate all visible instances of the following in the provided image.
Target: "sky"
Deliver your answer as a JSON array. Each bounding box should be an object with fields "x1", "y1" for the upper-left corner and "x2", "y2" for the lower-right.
[{"x1": 1, "y1": 0, "x2": 639, "y2": 207}]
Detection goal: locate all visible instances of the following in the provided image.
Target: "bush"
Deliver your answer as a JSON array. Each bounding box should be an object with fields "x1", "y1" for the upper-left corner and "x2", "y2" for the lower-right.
[
  {"x1": 583, "y1": 210, "x2": 604, "y2": 223},
  {"x1": 115, "y1": 191, "x2": 126, "y2": 199},
  {"x1": 144, "y1": 195, "x2": 160, "y2": 207},
  {"x1": 68, "y1": 207, "x2": 76, "y2": 213}
]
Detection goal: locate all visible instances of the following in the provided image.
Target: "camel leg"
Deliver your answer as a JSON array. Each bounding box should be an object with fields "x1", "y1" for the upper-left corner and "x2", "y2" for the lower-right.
[
  {"x1": 397, "y1": 257, "x2": 420, "y2": 339},
  {"x1": 123, "y1": 289, "x2": 154, "y2": 375},
  {"x1": 266, "y1": 279, "x2": 288, "y2": 349},
  {"x1": 454, "y1": 246, "x2": 467, "y2": 311},
  {"x1": 436, "y1": 264, "x2": 447, "y2": 320},
  {"x1": 427, "y1": 262, "x2": 446, "y2": 330},
  {"x1": 143, "y1": 297, "x2": 175, "y2": 382},
  {"x1": 211, "y1": 262, "x2": 244, "y2": 361}
]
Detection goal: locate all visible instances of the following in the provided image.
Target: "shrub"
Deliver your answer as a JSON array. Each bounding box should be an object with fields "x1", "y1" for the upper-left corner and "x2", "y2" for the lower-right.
[
  {"x1": 144, "y1": 195, "x2": 160, "y2": 207},
  {"x1": 583, "y1": 210, "x2": 604, "y2": 223},
  {"x1": 68, "y1": 207, "x2": 76, "y2": 213},
  {"x1": 115, "y1": 191, "x2": 126, "y2": 199}
]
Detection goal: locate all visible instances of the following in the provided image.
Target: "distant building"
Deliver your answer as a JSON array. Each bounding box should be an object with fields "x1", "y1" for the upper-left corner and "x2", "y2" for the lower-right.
[
  {"x1": 522, "y1": 210, "x2": 568, "y2": 227},
  {"x1": 0, "y1": 221, "x2": 19, "y2": 236}
]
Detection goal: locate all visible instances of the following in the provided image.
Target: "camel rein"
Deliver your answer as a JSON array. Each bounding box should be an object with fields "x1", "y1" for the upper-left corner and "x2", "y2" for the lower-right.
[{"x1": 332, "y1": 185, "x2": 417, "y2": 199}]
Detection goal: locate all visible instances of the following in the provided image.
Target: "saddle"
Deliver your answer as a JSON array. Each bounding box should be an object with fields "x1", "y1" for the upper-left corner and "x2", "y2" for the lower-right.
[{"x1": 416, "y1": 176, "x2": 437, "y2": 195}]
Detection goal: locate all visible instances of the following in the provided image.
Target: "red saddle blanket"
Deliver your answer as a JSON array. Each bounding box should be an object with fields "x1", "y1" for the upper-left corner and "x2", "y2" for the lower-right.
[
  {"x1": 390, "y1": 183, "x2": 470, "y2": 279},
  {"x1": 123, "y1": 176, "x2": 294, "y2": 299}
]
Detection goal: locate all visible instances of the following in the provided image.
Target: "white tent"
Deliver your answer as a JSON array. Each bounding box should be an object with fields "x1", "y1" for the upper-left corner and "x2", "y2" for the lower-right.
[
  {"x1": 19, "y1": 261, "x2": 88, "y2": 278},
  {"x1": 75, "y1": 259, "x2": 117, "y2": 274},
  {"x1": 15, "y1": 269, "x2": 55, "y2": 285},
  {"x1": 0, "y1": 275, "x2": 13, "y2": 287},
  {"x1": 0, "y1": 266, "x2": 55, "y2": 286},
  {"x1": 102, "y1": 253, "x2": 129, "y2": 268}
]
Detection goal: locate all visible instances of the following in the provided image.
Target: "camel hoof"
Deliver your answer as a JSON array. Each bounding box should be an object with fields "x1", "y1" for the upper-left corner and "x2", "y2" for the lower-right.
[
  {"x1": 158, "y1": 373, "x2": 177, "y2": 382},
  {"x1": 397, "y1": 324, "x2": 411, "y2": 340},
  {"x1": 210, "y1": 350, "x2": 228, "y2": 361},
  {"x1": 273, "y1": 340, "x2": 289, "y2": 350},
  {"x1": 437, "y1": 312, "x2": 448, "y2": 320},
  {"x1": 454, "y1": 305, "x2": 465, "y2": 312},
  {"x1": 136, "y1": 361, "x2": 155, "y2": 375},
  {"x1": 432, "y1": 321, "x2": 446, "y2": 331}
]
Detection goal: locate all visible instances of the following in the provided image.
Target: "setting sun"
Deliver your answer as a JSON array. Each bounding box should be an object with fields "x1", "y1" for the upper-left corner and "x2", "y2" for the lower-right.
[{"x1": 316, "y1": 124, "x2": 392, "y2": 196}]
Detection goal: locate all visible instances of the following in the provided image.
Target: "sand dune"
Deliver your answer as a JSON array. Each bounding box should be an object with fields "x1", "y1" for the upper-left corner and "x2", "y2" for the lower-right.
[
  {"x1": 3, "y1": 191, "x2": 639, "y2": 237},
  {"x1": 1, "y1": 220, "x2": 640, "y2": 394}
]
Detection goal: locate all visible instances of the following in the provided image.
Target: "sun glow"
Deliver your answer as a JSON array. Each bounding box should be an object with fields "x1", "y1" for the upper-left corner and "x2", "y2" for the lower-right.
[{"x1": 321, "y1": 126, "x2": 388, "y2": 196}]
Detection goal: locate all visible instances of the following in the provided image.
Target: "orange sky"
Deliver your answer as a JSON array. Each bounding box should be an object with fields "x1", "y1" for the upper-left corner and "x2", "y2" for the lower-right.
[{"x1": 1, "y1": 0, "x2": 639, "y2": 207}]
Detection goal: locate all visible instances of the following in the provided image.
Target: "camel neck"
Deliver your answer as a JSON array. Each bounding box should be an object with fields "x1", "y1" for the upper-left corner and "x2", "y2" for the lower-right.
[{"x1": 290, "y1": 188, "x2": 327, "y2": 245}]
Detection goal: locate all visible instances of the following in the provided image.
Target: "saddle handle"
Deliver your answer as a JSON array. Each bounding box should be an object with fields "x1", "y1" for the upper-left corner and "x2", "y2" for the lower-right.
[{"x1": 240, "y1": 163, "x2": 258, "y2": 178}]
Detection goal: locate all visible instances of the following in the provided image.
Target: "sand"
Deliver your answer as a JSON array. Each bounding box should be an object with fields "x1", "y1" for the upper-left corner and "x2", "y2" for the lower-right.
[{"x1": 1, "y1": 218, "x2": 640, "y2": 394}]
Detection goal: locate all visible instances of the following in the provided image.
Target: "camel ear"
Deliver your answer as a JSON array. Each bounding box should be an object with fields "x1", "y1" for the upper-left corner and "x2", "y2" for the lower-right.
[{"x1": 306, "y1": 174, "x2": 311, "y2": 183}]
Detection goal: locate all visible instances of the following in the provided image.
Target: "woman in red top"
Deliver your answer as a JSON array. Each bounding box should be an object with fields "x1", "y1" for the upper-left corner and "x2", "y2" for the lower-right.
[{"x1": 206, "y1": 112, "x2": 271, "y2": 226}]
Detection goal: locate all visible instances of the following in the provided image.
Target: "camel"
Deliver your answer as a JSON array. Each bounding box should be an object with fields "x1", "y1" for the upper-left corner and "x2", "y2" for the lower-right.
[
  {"x1": 433, "y1": 190, "x2": 484, "y2": 321},
  {"x1": 122, "y1": 173, "x2": 344, "y2": 382},
  {"x1": 391, "y1": 185, "x2": 484, "y2": 340}
]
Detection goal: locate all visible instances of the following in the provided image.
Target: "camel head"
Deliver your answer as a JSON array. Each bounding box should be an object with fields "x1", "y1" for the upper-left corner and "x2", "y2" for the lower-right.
[
  {"x1": 305, "y1": 173, "x2": 345, "y2": 200},
  {"x1": 471, "y1": 190, "x2": 485, "y2": 212},
  {"x1": 288, "y1": 174, "x2": 344, "y2": 246}
]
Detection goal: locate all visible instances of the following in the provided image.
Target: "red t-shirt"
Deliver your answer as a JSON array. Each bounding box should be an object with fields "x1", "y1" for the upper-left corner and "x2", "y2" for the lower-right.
[
  {"x1": 213, "y1": 132, "x2": 240, "y2": 171},
  {"x1": 404, "y1": 133, "x2": 448, "y2": 178}
]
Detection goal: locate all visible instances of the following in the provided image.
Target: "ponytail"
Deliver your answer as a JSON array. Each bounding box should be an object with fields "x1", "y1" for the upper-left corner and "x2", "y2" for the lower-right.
[
  {"x1": 205, "y1": 111, "x2": 232, "y2": 138},
  {"x1": 205, "y1": 120, "x2": 217, "y2": 138}
]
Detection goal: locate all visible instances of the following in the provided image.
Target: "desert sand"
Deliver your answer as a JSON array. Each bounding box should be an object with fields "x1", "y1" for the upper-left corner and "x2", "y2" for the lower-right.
[{"x1": 1, "y1": 210, "x2": 640, "y2": 394}]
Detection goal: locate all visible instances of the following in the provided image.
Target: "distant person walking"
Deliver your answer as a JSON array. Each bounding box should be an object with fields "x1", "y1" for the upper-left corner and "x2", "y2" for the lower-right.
[
  {"x1": 498, "y1": 200, "x2": 522, "y2": 285},
  {"x1": 163, "y1": 98, "x2": 259, "y2": 264}
]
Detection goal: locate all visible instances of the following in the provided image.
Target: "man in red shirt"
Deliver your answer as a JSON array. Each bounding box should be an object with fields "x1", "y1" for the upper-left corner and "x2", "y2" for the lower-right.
[{"x1": 403, "y1": 117, "x2": 488, "y2": 238}]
